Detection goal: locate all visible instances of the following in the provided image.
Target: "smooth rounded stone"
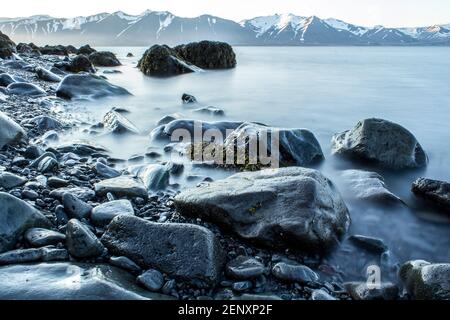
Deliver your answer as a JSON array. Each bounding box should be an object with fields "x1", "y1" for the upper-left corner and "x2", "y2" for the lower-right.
[
  {"x1": 24, "y1": 145, "x2": 44, "y2": 159},
  {"x1": 21, "y1": 189, "x2": 39, "y2": 200},
  {"x1": 344, "y1": 282, "x2": 399, "y2": 300},
  {"x1": 91, "y1": 200, "x2": 134, "y2": 226},
  {"x1": 102, "y1": 110, "x2": 140, "y2": 135},
  {"x1": 223, "y1": 122, "x2": 324, "y2": 167},
  {"x1": 95, "y1": 161, "x2": 121, "y2": 179},
  {"x1": 349, "y1": 235, "x2": 388, "y2": 254},
  {"x1": 63, "y1": 193, "x2": 93, "y2": 220},
  {"x1": 56, "y1": 142, "x2": 108, "y2": 157},
  {"x1": 232, "y1": 281, "x2": 253, "y2": 292},
  {"x1": 175, "y1": 167, "x2": 350, "y2": 251},
  {"x1": 194, "y1": 106, "x2": 225, "y2": 116},
  {"x1": 0, "y1": 32, "x2": 15, "y2": 59},
  {"x1": 94, "y1": 176, "x2": 148, "y2": 199},
  {"x1": 77, "y1": 44, "x2": 96, "y2": 55},
  {"x1": 66, "y1": 219, "x2": 104, "y2": 259},
  {"x1": 272, "y1": 262, "x2": 319, "y2": 284},
  {"x1": 0, "y1": 172, "x2": 27, "y2": 189},
  {"x1": 41, "y1": 130, "x2": 59, "y2": 141},
  {"x1": 56, "y1": 74, "x2": 131, "y2": 100},
  {"x1": 311, "y1": 289, "x2": 337, "y2": 300},
  {"x1": 127, "y1": 164, "x2": 170, "y2": 191},
  {"x1": 331, "y1": 118, "x2": 428, "y2": 169},
  {"x1": 65, "y1": 54, "x2": 95, "y2": 73},
  {"x1": 25, "y1": 115, "x2": 63, "y2": 132},
  {"x1": 0, "y1": 192, "x2": 49, "y2": 253},
  {"x1": 47, "y1": 177, "x2": 69, "y2": 188},
  {"x1": 6, "y1": 82, "x2": 46, "y2": 97},
  {"x1": 25, "y1": 228, "x2": 66, "y2": 247},
  {"x1": 89, "y1": 51, "x2": 121, "y2": 67},
  {"x1": 109, "y1": 256, "x2": 141, "y2": 274},
  {"x1": 37, "y1": 156, "x2": 58, "y2": 173},
  {"x1": 339, "y1": 170, "x2": 403, "y2": 204},
  {"x1": 0, "y1": 263, "x2": 171, "y2": 300},
  {"x1": 101, "y1": 215, "x2": 225, "y2": 287},
  {"x1": 35, "y1": 67, "x2": 61, "y2": 82},
  {"x1": 137, "y1": 44, "x2": 199, "y2": 77},
  {"x1": 50, "y1": 66, "x2": 67, "y2": 76},
  {"x1": 182, "y1": 93, "x2": 197, "y2": 104},
  {"x1": 151, "y1": 119, "x2": 243, "y2": 141},
  {"x1": 126, "y1": 52, "x2": 134, "y2": 57},
  {"x1": 0, "y1": 73, "x2": 16, "y2": 87},
  {"x1": 137, "y1": 269, "x2": 165, "y2": 292},
  {"x1": 157, "y1": 113, "x2": 182, "y2": 126},
  {"x1": 0, "y1": 247, "x2": 68, "y2": 265},
  {"x1": 39, "y1": 45, "x2": 69, "y2": 55},
  {"x1": 0, "y1": 111, "x2": 27, "y2": 149},
  {"x1": 226, "y1": 256, "x2": 265, "y2": 280},
  {"x1": 399, "y1": 260, "x2": 450, "y2": 300},
  {"x1": 49, "y1": 187, "x2": 96, "y2": 202},
  {"x1": 175, "y1": 41, "x2": 236, "y2": 69},
  {"x1": 29, "y1": 151, "x2": 57, "y2": 168},
  {"x1": 412, "y1": 178, "x2": 450, "y2": 212}
]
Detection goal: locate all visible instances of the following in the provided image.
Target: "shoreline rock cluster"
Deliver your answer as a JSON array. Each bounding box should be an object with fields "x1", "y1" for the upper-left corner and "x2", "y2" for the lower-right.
[{"x1": 1, "y1": 32, "x2": 449, "y2": 301}]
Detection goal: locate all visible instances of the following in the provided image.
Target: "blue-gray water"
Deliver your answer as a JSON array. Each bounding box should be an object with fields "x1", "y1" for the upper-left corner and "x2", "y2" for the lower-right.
[{"x1": 60, "y1": 47, "x2": 450, "y2": 282}]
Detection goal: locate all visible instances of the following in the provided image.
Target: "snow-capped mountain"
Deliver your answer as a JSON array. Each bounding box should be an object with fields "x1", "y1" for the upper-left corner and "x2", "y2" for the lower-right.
[{"x1": 0, "y1": 11, "x2": 448, "y2": 46}]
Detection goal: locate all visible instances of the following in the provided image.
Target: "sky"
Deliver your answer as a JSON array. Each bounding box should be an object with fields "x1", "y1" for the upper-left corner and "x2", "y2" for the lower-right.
[{"x1": 1, "y1": 0, "x2": 449, "y2": 28}]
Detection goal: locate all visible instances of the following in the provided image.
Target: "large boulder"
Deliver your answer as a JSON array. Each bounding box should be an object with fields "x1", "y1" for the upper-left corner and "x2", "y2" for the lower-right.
[
  {"x1": 77, "y1": 44, "x2": 96, "y2": 55},
  {"x1": 412, "y1": 178, "x2": 450, "y2": 212},
  {"x1": 174, "y1": 167, "x2": 350, "y2": 252},
  {"x1": 0, "y1": 111, "x2": 26, "y2": 149},
  {"x1": 102, "y1": 110, "x2": 139, "y2": 135},
  {"x1": 339, "y1": 170, "x2": 403, "y2": 204},
  {"x1": 175, "y1": 41, "x2": 236, "y2": 69},
  {"x1": 223, "y1": 122, "x2": 324, "y2": 167},
  {"x1": 89, "y1": 51, "x2": 121, "y2": 67},
  {"x1": 0, "y1": 263, "x2": 171, "y2": 300},
  {"x1": 137, "y1": 45, "x2": 199, "y2": 77},
  {"x1": 56, "y1": 74, "x2": 131, "y2": 100},
  {"x1": 7, "y1": 82, "x2": 46, "y2": 97},
  {"x1": 0, "y1": 192, "x2": 49, "y2": 253},
  {"x1": 0, "y1": 32, "x2": 15, "y2": 59},
  {"x1": 39, "y1": 45, "x2": 69, "y2": 56},
  {"x1": 65, "y1": 54, "x2": 96, "y2": 73},
  {"x1": 399, "y1": 260, "x2": 450, "y2": 300},
  {"x1": 101, "y1": 215, "x2": 224, "y2": 287},
  {"x1": 331, "y1": 118, "x2": 428, "y2": 169}
]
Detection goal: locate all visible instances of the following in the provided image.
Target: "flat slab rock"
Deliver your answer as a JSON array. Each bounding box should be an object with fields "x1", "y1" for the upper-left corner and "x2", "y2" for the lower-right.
[
  {"x1": 101, "y1": 215, "x2": 224, "y2": 287},
  {"x1": 174, "y1": 167, "x2": 350, "y2": 252},
  {"x1": 0, "y1": 263, "x2": 171, "y2": 300}
]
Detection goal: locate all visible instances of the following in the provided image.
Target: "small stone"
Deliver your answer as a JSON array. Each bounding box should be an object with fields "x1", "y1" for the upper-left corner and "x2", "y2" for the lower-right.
[
  {"x1": 62, "y1": 193, "x2": 92, "y2": 220},
  {"x1": 344, "y1": 282, "x2": 399, "y2": 300},
  {"x1": 232, "y1": 281, "x2": 253, "y2": 292},
  {"x1": 0, "y1": 172, "x2": 27, "y2": 189},
  {"x1": 47, "y1": 177, "x2": 69, "y2": 188},
  {"x1": 66, "y1": 219, "x2": 104, "y2": 258},
  {"x1": 91, "y1": 200, "x2": 134, "y2": 226},
  {"x1": 311, "y1": 289, "x2": 337, "y2": 300},
  {"x1": 137, "y1": 269, "x2": 164, "y2": 292},
  {"x1": 272, "y1": 262, "x2": 319, "y2": 284},
  {"x1": 349, "y1": 235, "x2": 388, "y2": 254},
  {"x1": 110, "y1": 256, "x2": 142, "y2": 274},
  {"x1": 25, "y1": 228, "x2": 66, "y2": 247},
  {"x1": 226, "y1": 256, "x2": 265, "y2": 280}
]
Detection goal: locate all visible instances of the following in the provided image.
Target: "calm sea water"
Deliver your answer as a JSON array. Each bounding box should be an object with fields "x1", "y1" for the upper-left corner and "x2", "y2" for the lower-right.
[{"x1": 59, "y1": 47, "x2": 450, "y2": 282}]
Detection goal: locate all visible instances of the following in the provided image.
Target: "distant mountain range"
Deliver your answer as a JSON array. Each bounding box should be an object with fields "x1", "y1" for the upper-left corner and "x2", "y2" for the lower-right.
[{"x1": 0, "y1": 11, "x2": 449, "y2": 46}]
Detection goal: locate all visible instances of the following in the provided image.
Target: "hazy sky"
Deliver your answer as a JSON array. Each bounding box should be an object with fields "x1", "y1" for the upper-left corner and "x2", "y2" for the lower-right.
[{"x1": 1, "y1": 0, "x2": 449, "y2": 27}]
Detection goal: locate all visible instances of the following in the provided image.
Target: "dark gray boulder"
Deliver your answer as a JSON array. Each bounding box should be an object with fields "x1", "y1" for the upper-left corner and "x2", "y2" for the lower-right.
[
  {"x1": 101, "y1": 215, "x2": 224, "y2": 287},
  {"x1": 182, "y1": 93, "x2": 197, "y2": 104},
  {"x1": 102, "y1": 110, "x2": 139, "y2": 135},
  {"x1": 175, "y1": 41, "x2": 236, "y2": 69},
  {"x1": 39, "y1": 45, "x2": 69, "y2": 55},
  {"x1": 63, "y1": 193, "x2": 93, "y2": 220},
  {"x1": 0, "y1": 263, "x2": 171, "y2": 300},
  {"x1": 399, "y1": 260, "x2": 450, "y2": 300},
  {"x1": 174, "y1": 167, "x2": 350, "y2": 252},
  {"x1": 331, "y1": 118, "x2": 428, "y2": 169},
  {"x1": 7, "y1": 82, "x2": 46, "y2": 97},
  {"x1": 348, "y1": 235, "x2": 388, "y2": 254},
  {"x1": 94, "y1": 175, "x2": 148, "y2": 199},
  {"x1": 66, "y1": 219, "x2": 104, "y2": 259},
  {"x1": 56, "y1": 74, "x2": 131, "y2": 100},
  {"x1": 412, "y1": 178, "x2": 450, "y2": 212},
  {"x1": 223, "y1": 122, "x2": 324, "y2": 167},
  {"x1": 36, "y1": 67, "x2": 61, "y2": 82},
  {"x1": 64, "y1": 54, "x2": 95, "y2": 73},
  {"x1": 137, "y1": 45, "x2": 199, "y2": 77},
  {"x1": 0, "y1": 32, "x2": 15, "y2": 59},
  {"x1": 91, "y1": 200, "x2": 134, "y2": 227},
  {"x1": 339, "y1": 170, "x2": 403, "y2": 204},
  {"x1": 77, "y1": 44, "x2": 96, "y2": 55},
  {"x1": 0, "y1": 112, "x2": 26, "y2": 149},
  {"x1": 0, "y1": 192, "x2": 49, "y2": 253},
  {"x1": 23, "y1": 115, "x2": 63, "y2": 132},
  {"x1": 89, "y1": 51, "x2": 121, "y2": 67}
]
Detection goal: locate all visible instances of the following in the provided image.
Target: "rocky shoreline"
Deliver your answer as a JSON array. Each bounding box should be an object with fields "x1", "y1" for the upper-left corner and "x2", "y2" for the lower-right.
[{"x1": 0, "y1": 32, "x2": 449, "y2": 300}]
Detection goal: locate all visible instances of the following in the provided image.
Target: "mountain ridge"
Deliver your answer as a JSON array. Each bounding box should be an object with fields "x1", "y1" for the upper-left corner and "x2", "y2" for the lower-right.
[{"x1": 0, "y1": 10, "x2": 448, "y2": 46}]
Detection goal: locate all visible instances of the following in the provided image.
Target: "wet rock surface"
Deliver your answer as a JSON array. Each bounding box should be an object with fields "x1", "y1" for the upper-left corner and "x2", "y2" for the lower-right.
[
  {"x1": 412, "y1": 178, "x2": 450, "y2": 212},
  {"x1": 174, "y1": 41, "x2": 237, "y2": 69},
  {"x1": 89, "y1": 51, "x2": 121, "y2": 67}
]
